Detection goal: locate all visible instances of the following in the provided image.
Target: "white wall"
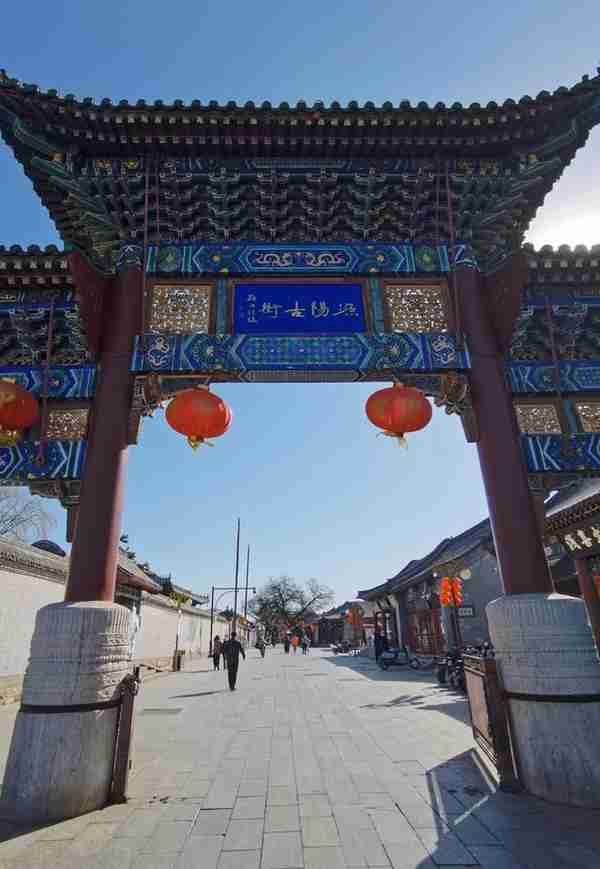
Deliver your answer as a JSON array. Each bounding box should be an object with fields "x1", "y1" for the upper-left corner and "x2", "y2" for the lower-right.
[
  {"x1": 136, "y1": 595, "x2": 226, "y2": 662},
  {"x1": 0, "y1": 568, "x2": 64, "y2": 678},
  {"x1": 0, "y1": 553, "x2": 227, "y2": 703}
]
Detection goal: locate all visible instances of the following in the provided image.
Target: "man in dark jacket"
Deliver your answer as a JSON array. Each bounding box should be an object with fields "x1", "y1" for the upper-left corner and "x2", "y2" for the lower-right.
[{"x1": 222, "y1": 632, "x2": 246, "y2": 691}]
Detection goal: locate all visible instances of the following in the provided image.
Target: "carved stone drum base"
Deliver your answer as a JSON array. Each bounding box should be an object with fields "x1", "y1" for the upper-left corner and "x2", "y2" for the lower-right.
[
  {"x1": 0, "y1": 601, "x2": 132, "y2": 824},
  {"x1": 487, "y1": 593, "x2": 600, "y2": 807}
]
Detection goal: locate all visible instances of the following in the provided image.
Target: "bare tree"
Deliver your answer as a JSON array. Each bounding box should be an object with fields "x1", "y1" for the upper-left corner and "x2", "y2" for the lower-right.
[
  {"x1": 0, "y1": 488, "x2": 56, "y2": 542},
  {"x1": 249, "y1": 576, "x2": 334, "y2": 639}
]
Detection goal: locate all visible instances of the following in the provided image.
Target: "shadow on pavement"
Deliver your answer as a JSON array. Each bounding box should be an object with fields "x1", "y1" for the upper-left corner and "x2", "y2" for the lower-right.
[
  {"x1": 322, "y1": 651, "x2": 431, "y2": 680},
  {"x1": 168, "y1": 690, "x2": 222, "y2": 699},
  {"x1": 360, "y1": 690, "x2": 470, "y2": 725}
]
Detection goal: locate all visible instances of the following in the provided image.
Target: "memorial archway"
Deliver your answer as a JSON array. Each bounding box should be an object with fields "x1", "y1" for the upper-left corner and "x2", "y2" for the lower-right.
[{"x1": 1, "y1": 69, "x2": 600, "y2": 820}]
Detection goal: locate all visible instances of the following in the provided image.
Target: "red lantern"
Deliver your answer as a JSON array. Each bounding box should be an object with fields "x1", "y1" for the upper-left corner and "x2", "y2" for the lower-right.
[
  {"x1": 0, "y1": 379, "x2": 39, "y2": 445},
  {"x1": 451, "y1": 578, "x2": 463, "y2": 607},
  {"x1": 365, "y1": 382, "x2": 432, "y2": 447},
  {"x1": 165, "y1": 385, "x2": 232, "y2": 450}
]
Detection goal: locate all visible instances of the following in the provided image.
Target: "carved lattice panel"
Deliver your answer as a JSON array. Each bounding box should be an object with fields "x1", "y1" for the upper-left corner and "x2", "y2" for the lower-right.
[
  {"x1": 575, "y1": 402, "x2": 600, "y2": 433},
  {"x1": 149, "y1": 285, "x2": 212, "y2": 334},
  {"x1": 383, "y1": 284, "x2": 448, "y2": 333},
  {"x1": 514, "y1": 403, "x2": 561, "y2": 434},
  {"x1": 46, "y1": 409, "x2": 89, "y2": 441}
]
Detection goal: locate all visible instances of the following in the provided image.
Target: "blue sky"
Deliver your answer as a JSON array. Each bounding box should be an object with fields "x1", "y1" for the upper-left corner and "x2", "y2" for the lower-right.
[{"x1": 1, "y1": 2, "x2": 599, "y2": 604}]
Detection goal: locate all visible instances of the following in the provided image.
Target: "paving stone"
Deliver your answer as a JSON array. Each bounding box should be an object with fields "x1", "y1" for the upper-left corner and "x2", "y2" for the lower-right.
[
  {"x1": 162, "y1": 801, "x2": 205, "y2": 822},
  {"x1": 384, "y1": 841, "x2": 436, "y2": 869},
  {"x1": 261, "y1": 831, "x2": 304, "y2": 869},
  {"x1": 2, "y1": 651, "x2": 597, "y2": 869},
  {"x1": 218, "y1": 851, "x2": 261, "y2": 869},
  {"x1": 238, "y1": 780, "x2": 269, "y2": 797},
  {"x1": 339, "y1": 828, "x2": 390, "y2": 867},
  {"x1": 62, "y1": 822, "x2": 120, "y2": 856},
  {"x1": 114, "y1": 808, "x2": 169, "y2": 839},
  {"x1": 232, "y1": 797, "x2": 266, "y2": 820},
  {"x1": 176, "y1": 834, "x2": 224, "y2": 869},
  {"x1": 204, "y1": 787, "x2": 239, "y2": 810},
  {"x1": 0, "y1": 839, "x2": 70, "y2": 867},
  {"x1": 302, "y1": 816, "x2": 340, "y2": 847},
  {"x1": 265, "y1": 805, "x2": 301, "y2": 832},
  {"x1": 415, "y1": 829, "x2": 479, "y2": 865},
  {"x1": 223, "y1": 819, "x2": 264, "y2": 851},
  {"x1": 449, "y1": 815, "x2": 501, "y2": 846},
  {"x1": 300, "y1": 797, "x2": 332, "y2": 817},
  {"x1": 132, "y1": 856, "x2": 178, "y2": 869},
  {"x1": 304, "y1": 845, "x2": 347, "y2": 869},
  {"x1": 467, "y1": 846, "x2": 530, "y2": 869},
  {"x1": 268, "y1": 786, "x2": 298, "y2": 806},
  {"x1": 141, "y1": 821, "x2": 194, "y2": 854},
  {"x1": 368, "y1": 810, "x2": 416, "y2": 844},
  {"x1": 192, "y1": 810, "x2": 231, "y2": 836}
]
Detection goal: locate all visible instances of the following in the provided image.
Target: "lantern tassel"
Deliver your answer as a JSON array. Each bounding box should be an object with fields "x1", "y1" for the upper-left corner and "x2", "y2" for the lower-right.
[
  {"x1": 187, "y1": 436, "x2": 216, "y2": 451},
  {"x1": 378, "y1": 431, "x2": 408, "y2": 449}
]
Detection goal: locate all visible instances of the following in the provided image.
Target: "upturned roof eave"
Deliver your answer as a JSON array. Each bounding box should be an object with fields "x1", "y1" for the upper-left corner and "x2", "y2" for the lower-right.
[{"x1": 1, "y1": 68, "x2": 599, "y2": 122}]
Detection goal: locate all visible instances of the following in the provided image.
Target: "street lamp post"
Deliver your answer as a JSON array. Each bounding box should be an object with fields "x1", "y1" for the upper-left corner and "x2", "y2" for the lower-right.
[{"x1": 209, "y1": 584, "x2": 256, "y2": 654}]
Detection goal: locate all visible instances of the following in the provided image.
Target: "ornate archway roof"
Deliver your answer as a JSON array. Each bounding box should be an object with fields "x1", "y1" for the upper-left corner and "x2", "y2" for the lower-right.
[{"x1": 1, "y1": 70, "x2": 599, "y2": 269}]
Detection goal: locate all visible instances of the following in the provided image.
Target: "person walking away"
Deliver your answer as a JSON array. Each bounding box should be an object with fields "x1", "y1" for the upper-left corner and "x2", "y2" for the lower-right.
[
  {"x1": 301, "y1": 635, "x2": 308, "y2": 655},
  {"x1": 291, "y1": 635, "x2": 299, "y2": 655},
  {"x1": 212, "y1": 635, "x2": 222, "y2": 671},
  {"x1": 257, "y1": 636, "x2": 266, "y2": 658},
  {"x1": 222, "y1": 632, "x2": 246, "y2": 691},
  {"x1": 284, "y1": 636, "x2": 291, "y2": 654}
]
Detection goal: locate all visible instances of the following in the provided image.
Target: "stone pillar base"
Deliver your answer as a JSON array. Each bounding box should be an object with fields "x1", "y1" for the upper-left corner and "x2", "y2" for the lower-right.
[
  {"x1": 487, "y1": 593, "x2": 600, "y2": 807},
  {"x1": 0, "y1": 601, "x2": 132, "y2": 824}
]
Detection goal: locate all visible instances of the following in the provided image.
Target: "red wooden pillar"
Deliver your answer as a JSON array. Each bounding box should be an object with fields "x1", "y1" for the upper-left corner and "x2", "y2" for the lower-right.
[
  {"x1": 65, "y1": 255, "x2": 141, "y2": 602},
  {"x1": 575, "y1": 558, "x2": 600, "y2": 653},
  {"x1": 457, "y1": 266, "x2": 553, "y2": 595}
]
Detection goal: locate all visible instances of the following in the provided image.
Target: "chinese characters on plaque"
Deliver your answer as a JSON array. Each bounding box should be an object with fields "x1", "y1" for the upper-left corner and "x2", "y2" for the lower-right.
[
  {"x1": 234, "y1": 282, "x2": 367, "y2": 334},
  {"x1": 559, "y1": 521, "x2": 600, "y2": 557}
]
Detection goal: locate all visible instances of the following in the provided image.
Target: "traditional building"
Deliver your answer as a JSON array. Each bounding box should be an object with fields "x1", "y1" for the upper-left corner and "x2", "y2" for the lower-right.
[
  {"x1": 308, "y1": 600, "x2": 376, "y2": 646},
  {"x1": 359, "y1": 519, "x2": 501, "y2": 654}
]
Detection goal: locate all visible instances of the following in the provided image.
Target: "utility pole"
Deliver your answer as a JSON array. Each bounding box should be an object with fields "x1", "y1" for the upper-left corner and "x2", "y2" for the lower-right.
[
  {"x1": 243, "y1": 545, "x2": 251, "y2": 619},
  {"x1": 209, "y1": 586, "x2": 215, "y2": 655},
  {"x1": 232, "y1": 518, "x2": 241, "y2": 633}
]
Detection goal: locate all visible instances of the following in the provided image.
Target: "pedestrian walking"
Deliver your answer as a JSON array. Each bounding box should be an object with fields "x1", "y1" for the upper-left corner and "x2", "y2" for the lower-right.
[
  {"x1": 222, "y1": 632, "x2": 246, "y2": 691},
  {"x1": 284, "y1": 636, "x2": 291, "y2": 654},
  {"x1": 256, "y1": 636, "x2": 266, "y2": 658},
  {"x1": 291, "y1": 635, "x2": 299, "y2": 654},
  {"x1": 212, "y1": 635, "x2": 222, "y2": 671},
  {"x1": 301, "y1": 635, "x2": 309, "y2": 655},
  {"x1": 374, "y1": 631, "x2": 384, "y2": 662}
]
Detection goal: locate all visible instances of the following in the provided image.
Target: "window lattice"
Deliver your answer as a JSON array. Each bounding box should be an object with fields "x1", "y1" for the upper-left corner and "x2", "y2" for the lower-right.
[
  {"x1": 576, "y1": 403, "x2": 600, "y2": 433},
  {"x1": 46, "y1": 409, "x2": 89, "y2": 441},
  {"x1": 383, "y1": 285, "x2": 447, "y2": 333},
  {"x1": 149, "y1": 285, "x2": 212, "y2": 334},
  {"x1": 514, "y1": 404, "x2": 561, "y2": 434}
]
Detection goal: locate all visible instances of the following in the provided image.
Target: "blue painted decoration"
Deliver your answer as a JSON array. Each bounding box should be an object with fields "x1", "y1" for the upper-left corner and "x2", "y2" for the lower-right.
[
  {"x1": 0, "y1": 365, "x2": 96, "y2": 399},
  {"x1": 0, "y1": 289, "x2": 76, "y2": 312},
  {"x1": 522, "y1": 435, "x2": 600, "y2": 474},
  {"x1": 507, "y1": 361, "x2": 600, "y2": 394},
  {"x1": 131, "y1": 332, "x2": 469, "y2": 375},
  {"x1": 234, "y1": 282, "x2": 367, "y2": 335},
  {"x1": 0, "y1": 440, "x2": 86, "y2": 481},
  {"x1": 139, "y1": 241, "x2": 477, "y2": 276}
]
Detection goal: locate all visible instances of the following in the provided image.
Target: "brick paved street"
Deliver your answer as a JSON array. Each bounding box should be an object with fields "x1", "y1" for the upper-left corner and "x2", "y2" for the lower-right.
[{"x1": 1, "y1": 648, "x2": 599, "y2": 868}]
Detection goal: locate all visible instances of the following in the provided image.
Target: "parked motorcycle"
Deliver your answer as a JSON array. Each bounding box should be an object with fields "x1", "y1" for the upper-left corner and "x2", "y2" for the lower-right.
[
  {"x1": 437, "y1": 650, "x2": 461, "y2": 686},
  {"x1": 330, "y1": 641, "x2": 352, "y2": 655},
  {"x1": 378, "y1": 647, "x2": 421, "y2": 670}
]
